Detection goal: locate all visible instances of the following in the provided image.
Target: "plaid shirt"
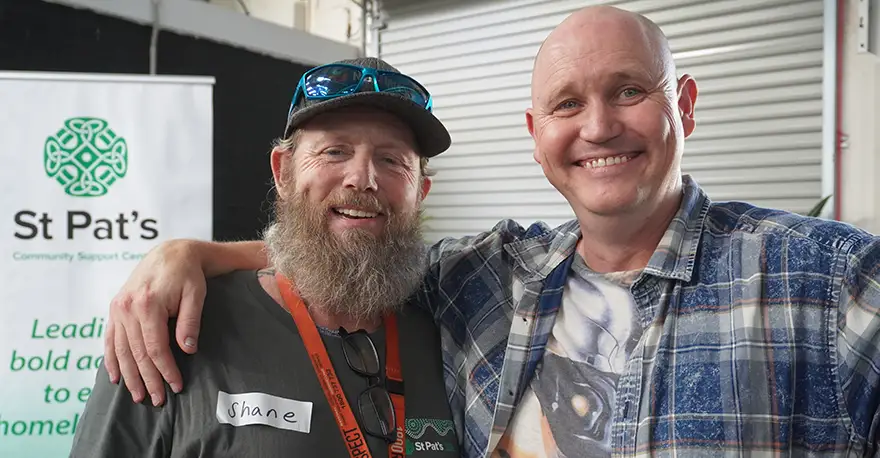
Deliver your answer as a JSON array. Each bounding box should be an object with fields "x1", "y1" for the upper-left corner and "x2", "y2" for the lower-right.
[{"x1": 415, "y1": 175, "x2": 880, "y2": 458}]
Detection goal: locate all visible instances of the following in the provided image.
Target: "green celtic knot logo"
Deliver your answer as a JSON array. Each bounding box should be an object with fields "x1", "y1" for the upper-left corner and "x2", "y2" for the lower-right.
[{"x1": 44, "y1": 117, "x2": 128, "y2": 197}]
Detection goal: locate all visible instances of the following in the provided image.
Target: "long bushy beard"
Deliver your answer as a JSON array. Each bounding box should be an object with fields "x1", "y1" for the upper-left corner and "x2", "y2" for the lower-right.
[{"x1": 264, "y1": 186, "x2": 427, "y2": 323}]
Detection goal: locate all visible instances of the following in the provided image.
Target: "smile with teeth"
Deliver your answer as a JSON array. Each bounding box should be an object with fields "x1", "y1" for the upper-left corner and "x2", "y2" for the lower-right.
[
  {"x1": 579, "y1": 154, "x2": 633, "y2": 169},
  {"x1": 333, "y1": 208, "x2": 380, "y2": 219}
]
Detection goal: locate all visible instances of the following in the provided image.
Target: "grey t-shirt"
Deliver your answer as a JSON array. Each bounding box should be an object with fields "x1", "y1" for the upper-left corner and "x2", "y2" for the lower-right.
[{"x1": 69, "y1": 270, "x2": 458, "y2": 457}]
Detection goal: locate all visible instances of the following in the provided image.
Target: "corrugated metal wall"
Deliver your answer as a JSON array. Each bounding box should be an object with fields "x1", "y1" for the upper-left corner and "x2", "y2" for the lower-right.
[{"x1": 378, "y1": 0, "x2": 826, "y2": 241}]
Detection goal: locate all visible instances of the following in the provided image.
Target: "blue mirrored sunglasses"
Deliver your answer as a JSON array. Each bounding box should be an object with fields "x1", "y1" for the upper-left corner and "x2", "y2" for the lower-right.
[{"x1": 288, "y1": 63, "x2": 434, "y2": 117}]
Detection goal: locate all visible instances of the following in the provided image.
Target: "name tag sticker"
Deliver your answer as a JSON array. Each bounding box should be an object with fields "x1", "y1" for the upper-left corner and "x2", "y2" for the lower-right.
[{"x1": 216, "y1": 390, "x2": 313, "y2": 434}]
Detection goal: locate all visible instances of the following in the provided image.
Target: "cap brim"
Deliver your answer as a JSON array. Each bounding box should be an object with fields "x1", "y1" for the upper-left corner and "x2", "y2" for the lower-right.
[{"x1": 285, "y1": 92, "x2": 451, "y2": 158}]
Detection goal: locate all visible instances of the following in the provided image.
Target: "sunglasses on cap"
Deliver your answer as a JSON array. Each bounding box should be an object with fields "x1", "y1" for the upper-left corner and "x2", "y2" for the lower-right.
[{"x1": 288, "y1": 63, "x2": 434, "y2": 116}]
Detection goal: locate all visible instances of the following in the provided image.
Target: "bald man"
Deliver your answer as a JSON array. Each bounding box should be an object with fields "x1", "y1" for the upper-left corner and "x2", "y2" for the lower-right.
[{"x1": 101, "y1": 6, "x2": 880, "y2": 457}]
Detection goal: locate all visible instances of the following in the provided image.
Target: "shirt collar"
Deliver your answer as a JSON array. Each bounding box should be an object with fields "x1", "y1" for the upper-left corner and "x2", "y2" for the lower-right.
[
  {"x1": 642, "y1": 175, "x2": 711, "y2": 282},
  {"x1": 504, "y1": 175, "x2": 710, "y2": 282}
]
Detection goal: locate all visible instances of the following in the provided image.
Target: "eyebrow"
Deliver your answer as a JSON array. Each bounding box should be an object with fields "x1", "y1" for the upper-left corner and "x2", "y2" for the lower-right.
[
  {"x1": 555, "y1": 67, "x2": 653, "y2": 90},
  {"x1": 543, "y1": 68, "x2": 645, "y2": 94},
  {"x1": 608, "y1": 65, "x2": 659, "y2": 83},
  {"x1": 610, "y1": 70, "x2": 644, "y2": 81}
]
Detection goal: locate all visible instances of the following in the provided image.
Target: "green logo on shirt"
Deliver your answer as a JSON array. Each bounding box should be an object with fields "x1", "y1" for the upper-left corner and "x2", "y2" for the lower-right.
[
  {"x1": 405, "y1": 418, "x2": 456, "y2": 454},
  {"x1": 44, "y1": 117, "x2": 128, "y2": 197}
]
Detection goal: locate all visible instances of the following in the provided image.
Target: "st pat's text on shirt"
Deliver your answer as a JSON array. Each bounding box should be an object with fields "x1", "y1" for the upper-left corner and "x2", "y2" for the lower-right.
[{"x1": 215, "y1": 390, "x2": 313, "y2": 433}]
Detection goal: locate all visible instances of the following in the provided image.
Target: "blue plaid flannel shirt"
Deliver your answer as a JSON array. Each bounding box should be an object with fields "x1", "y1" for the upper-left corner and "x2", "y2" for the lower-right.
[{"x1": 415, "y1": 175, "x2": 880, "y2": 457}]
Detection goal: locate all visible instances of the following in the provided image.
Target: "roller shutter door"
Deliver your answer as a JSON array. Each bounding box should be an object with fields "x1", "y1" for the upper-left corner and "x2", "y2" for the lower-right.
[{"x1": 377, "y1": 0, "x2": 826, "y2": 241}]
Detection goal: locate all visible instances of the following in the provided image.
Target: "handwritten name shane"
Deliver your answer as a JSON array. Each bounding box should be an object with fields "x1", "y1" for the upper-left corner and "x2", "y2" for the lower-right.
[
  {"x1": 228, "y1": 400, "x2": 297, "y2": 423},
  {"x1": 216, "y1": 391, "x2": 312, "y2": 434}
]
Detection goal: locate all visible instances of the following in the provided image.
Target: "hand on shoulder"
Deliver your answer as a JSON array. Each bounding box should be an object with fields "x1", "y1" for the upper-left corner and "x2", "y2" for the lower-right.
[{"x1": 105, "y1": 239, "x2": 208, "y2": 406}]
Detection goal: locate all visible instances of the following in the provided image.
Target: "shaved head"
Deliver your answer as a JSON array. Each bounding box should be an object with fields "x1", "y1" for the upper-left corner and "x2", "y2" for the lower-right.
[
  {"x1": 523, "y1": 4, "x2": 697, "y2": 240},
  {"x1": 532, "y1": 6, "x2": 676, "y2": 103}
]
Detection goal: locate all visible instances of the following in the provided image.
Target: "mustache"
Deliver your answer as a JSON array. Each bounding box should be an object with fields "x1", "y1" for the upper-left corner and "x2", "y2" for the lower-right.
[
  {"x1": 264, "y1": 186, "x2": 426, "y2": 322},
  {"x1": 572, "y1": 135, "x2": 645, "y2": 155},
  {"x1": 324, "y1": 190, "x2": 388, "y2": 215}
]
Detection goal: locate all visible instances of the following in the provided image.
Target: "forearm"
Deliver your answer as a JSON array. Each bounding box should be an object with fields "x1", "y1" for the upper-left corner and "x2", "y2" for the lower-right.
[{"x1": 192, "y1": 240, "x2": 268, "y2": 277}]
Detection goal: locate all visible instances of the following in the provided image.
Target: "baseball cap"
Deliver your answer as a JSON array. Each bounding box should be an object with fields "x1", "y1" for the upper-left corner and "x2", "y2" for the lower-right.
[{"x1": 283, "y1": 57, "x2": 452, "y2": 157}]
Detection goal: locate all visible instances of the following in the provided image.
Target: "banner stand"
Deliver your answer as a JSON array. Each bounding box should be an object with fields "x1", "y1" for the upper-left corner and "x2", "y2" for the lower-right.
[{"x1": 0, "y1": 71, "x2": 214, "y2": 458}]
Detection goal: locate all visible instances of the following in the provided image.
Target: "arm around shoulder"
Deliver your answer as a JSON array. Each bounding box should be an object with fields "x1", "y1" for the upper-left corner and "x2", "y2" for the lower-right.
[
  {"x1": 192, "y1": 239, "x2": 268, "y2": 277},
  {"x1": 424, "y1": 219, "x2": 532, "y2": 273},
  {"x1": 418, "y1": 219, "x2": 535, "y2": 319},
  {"x1": 103, "y1": 238, "x2": 268, "y2": 406}
]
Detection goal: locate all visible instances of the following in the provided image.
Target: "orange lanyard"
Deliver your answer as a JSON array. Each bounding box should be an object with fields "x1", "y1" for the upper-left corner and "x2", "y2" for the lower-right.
[{"x1": 276, "y1": 273, "x2": 406, "y2": 458}]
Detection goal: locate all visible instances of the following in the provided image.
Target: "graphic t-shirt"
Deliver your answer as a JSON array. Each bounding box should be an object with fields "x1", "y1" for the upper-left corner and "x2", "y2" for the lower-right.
[{"x1": 493, "y1": 255, "x2": 642, "y2": 458}]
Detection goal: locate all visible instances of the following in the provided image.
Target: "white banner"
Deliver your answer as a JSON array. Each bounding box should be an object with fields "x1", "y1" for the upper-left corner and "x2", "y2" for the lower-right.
[{"x1": 0, "y1": 71, "x2": 214, "y2": 457}]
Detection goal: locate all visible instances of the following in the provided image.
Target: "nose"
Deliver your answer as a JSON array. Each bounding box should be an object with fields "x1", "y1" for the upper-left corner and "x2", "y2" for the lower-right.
[
  {"x1": 579, "y1": 100, "x2": 623, "y2": 145},
  {"x1": 342, "y1": 152, "x2": 378, "y2": 192}
]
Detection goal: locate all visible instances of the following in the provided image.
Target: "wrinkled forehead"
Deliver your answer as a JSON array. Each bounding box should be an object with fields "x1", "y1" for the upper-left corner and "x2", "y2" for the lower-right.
[
  {"x1": 532, "y1": 21, "x2": 666, "y2": 97},
  {"x1": 295, "y1": 113, "x2": 420, "y2": 160}
]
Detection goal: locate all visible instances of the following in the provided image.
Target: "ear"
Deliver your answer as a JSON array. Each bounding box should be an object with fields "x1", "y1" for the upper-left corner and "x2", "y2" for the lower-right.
[
  {"x1": 419, "y1": 176, "x2": 433, "y2": 200},
  {"x1": 677, "y1": 74, "x2": 698, "y2": 138},
  {"x1": 270, "y1": 147, "x2": 294, "y2": 199},
  {"x1": 525, "y1": 108, "x2": 542, "y2": 165}
]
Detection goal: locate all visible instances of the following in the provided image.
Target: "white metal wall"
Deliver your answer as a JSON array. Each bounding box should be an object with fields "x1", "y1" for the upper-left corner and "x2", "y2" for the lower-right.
[{"x1": 378, "y1": 0, "x2": 826, "y2": 242}]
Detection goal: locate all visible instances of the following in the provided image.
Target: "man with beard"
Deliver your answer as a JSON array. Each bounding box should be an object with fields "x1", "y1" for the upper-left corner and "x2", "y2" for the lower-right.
[
  {"x1": 100, "y1": 6, "x2": 880, "y2": 458},
  {"x1": 68, "y1": 57, "x2": 459, "y2": 458}
]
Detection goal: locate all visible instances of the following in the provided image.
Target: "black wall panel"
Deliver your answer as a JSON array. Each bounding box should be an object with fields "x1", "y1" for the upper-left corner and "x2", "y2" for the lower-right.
[{"x1": 0, "y1": 0, "x2": 311, "y2": 241}]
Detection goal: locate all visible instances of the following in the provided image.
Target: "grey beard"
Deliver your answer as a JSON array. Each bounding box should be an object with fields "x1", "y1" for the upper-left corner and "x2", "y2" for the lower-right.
[{"x1": 263, "y1": 192, "x2": 427, "y2": 323}]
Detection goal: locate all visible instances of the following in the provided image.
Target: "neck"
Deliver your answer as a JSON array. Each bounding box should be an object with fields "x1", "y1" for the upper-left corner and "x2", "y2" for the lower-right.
[
  {"x1": 574, "y1": 189, "x2": 682, "y2": 273},
  {"x1": 258, "y1": 268, "x2": 384, "y2": 333}
]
